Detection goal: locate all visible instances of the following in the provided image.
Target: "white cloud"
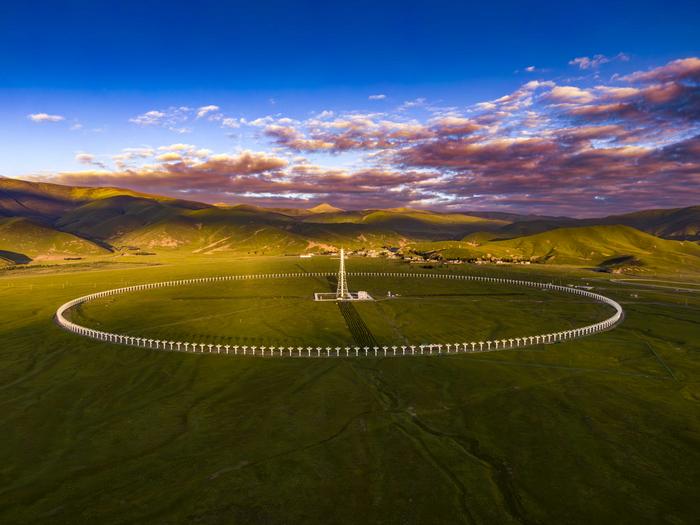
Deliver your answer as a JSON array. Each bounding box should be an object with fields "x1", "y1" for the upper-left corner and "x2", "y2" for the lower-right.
[
  {"x1": 158, "y1": 143, "x2": 195, "y2": 152},
  {"x1": 193, "y1": 148, "x2": 212, "y2": 158},
  {"x1": 248, "y1": 116, "x2": 275, "y2": 127},
  {"x1": 129, "y1": 110, "x2": 166, "y2": 126},
  {"x1": 221, "y1": 117, "x2": 241, "y2": 128},
  {"x1": 28, "y1": 113, "x2": 65, "y2": 123},
  {"x1": 129, "y1": 107, "x2": 193, "y2": 132},
  {"x1": 399, "y1": 97, "x2": 427, "y2": 110},
  {"x1": 119, "y1": 147, "x2": 154, "y2": 159},
  {"x1": 196, "y1": 105, "x2": 220, "y2": 118},
  {"x1": 569, "y1": 53, "x2": 629, "y2": 70},
  {"x1": 369, "y1": 94, "x2": 386, "y2": 100}
]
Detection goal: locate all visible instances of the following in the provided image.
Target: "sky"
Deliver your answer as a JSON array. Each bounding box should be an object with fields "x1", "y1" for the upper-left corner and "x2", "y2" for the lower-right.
[{"x1": 1, "y1": 0, "x2": 699, "y2": 216}]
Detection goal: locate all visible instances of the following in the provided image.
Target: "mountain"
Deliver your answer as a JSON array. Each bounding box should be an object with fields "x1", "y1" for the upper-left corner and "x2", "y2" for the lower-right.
[
  {"x1": 307, "y1": 203, "x2": 344, "y2": 214},
  {"x1": 492, "y1": 206, "x2": 700, "y2": 240},
  {"x1": 0, "y1": 178, "x2": 698, "y2": 270},
  {"x1": 302, "y1": 208, "x2": 509, "y2": 239},
  {"x1": 55, "y1": 195, "x2": 206, "y2": 240},
  {"x1": 408, "y1": 225, "x2": 700, "y2": 272},
  {"x1": 0, "y1": 177, "x2": 208, "y2": 222},
  {"x1": 0, "y1": 217, "x2": 108, "y2": 261},
  {"x1": 600, "y1": 206, "x2": 700, "y2": 240}
]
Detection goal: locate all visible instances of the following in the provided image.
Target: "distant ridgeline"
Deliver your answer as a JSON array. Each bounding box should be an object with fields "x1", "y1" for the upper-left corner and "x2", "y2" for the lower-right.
[{"x1": 1, "y1": 177, "x2": 699, "y2": 272}]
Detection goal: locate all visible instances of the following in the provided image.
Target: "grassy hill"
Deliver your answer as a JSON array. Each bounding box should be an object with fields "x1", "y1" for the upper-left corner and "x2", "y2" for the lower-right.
[
  {"x1": 0, "y1": 217, "x2": 109, "y2": 260},
  {"x1": 113, "y1": 207, "x2": 409, "y2": 254},
  {"x1": 409, "y1": 224, "x2": 700, "y2": 272},
  {"x1": 55, "y1": 195, "x2": 204, "y2": 240},
  {"x1": 303, "y1": 208, "x2": 508, "y2": 239},
  {"x1": 494, "y1": 206, "x2": 700, "y2": 240},
  {"x1": 0, "y1": 178, "x2": 698, "y2": 265},
  {"x1": 601, "y1": 206, "x2": 700, "y2": 240},
  {"x1": 0, "y1": 176, "x2": 208, "y2": 222}
]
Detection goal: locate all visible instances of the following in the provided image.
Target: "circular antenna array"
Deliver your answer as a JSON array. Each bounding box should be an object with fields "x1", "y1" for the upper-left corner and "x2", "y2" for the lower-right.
[{"x1": 56, "y1": 271, "x2": 623, "y2": 358}]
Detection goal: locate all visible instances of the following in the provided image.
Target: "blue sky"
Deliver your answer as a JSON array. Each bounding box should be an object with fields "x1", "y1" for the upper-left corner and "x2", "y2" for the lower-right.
[{"x1": 1, "y1": 1, "x2": 699, "y2": 215}]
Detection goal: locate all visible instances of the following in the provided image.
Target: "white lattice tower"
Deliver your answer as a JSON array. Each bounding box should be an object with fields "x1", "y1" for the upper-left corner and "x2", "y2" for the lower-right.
[{"x1": 336, "y1": 247, "x2": 350, "y2": 299}]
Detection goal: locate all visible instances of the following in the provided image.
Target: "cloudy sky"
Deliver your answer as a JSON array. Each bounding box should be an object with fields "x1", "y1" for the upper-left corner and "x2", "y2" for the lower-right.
[{"x1": 1, "y1": 1, "x2": 699, "y2": 216}]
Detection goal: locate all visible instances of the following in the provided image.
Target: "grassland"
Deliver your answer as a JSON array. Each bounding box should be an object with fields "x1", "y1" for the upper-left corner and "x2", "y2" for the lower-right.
[{"x1": 0, "y1": 255, "x2": 699, "y2": 524}]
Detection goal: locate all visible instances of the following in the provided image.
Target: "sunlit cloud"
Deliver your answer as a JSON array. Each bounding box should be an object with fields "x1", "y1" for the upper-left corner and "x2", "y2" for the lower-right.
[
  {"x1": 28, "y1": 113, "x2": 65, "y2": 123},
  {"x1": 621, "y1": 56, "x2": 700, "y2": 82},
  {"x1": 156, "y1": 152, "x2": 183, "y2": 162},
  {"x1": 31, "y1": 55, "x2": 700, "y2": 215}
]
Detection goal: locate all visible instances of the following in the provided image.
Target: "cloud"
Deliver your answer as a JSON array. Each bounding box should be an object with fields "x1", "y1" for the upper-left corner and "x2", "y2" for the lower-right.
[
  {"x1": 196, "y1": 105, "x2": 220, "y2": 118},
  {"x1": 399, "y1": 97, "x2": 427, "y2": 110},
  {"x1": 221, "y1": 117, "x2": 241, "y2": 128},
  {"x1": 158, "y1": 143, "x2": 196, "y2": 152},
  {"x1": 569, "y1": 52, "x2": 629, "y2": 70},
  {"x1": 264, "y1": 116, "x2": 436, "y2": 152},
  {"x1": 31, "y1": 56, "x2": 700, "y2": 215},
  {"x1": 129, "y1": 110, "x2": 166, "y2": 126},
  {"x1": 546, "y1": 86, "x2": 595, "y2": 103},
  {"x1": 265, "y1": 124, "x2": 334, "y2": 151},
  {"x1": 430, "y1": 116, "x2": 481, "y2": 136},
  {"x1": 622, "y1": 57, "x2": 700, "y2": 83},
  {"x1": 49, "y1": 150, "x2": 289, "y2": 197},
  {"x1": 28, "y1": 113, "x2": 65, "y2": 123},
  {"x1": 75, "y1": 153, "x2": 94, "y2": 164},
  {"x1": 74, "y1": 152, "x2": 107, "y2": 169},
  {"x1": 129, "y1": 106, "x2": 192, "y2": 132},
  {"x1": 564, "y1": 58, "x2": 700, "y2": 124},
  {"x1": 369, "y1": 94, "x2": 386, "y2": 100},
  {"x1": 156, "y1": 152, "x2": 183, "y2": 162}
]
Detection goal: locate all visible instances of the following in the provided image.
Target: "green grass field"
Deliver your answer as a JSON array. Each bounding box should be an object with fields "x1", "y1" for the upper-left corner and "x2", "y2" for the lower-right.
[{"x1": 1, "y1": 255, "x2": 699, "y2": 524}]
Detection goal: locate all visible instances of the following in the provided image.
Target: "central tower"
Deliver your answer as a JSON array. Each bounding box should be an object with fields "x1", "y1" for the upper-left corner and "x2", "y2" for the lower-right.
[
  {"x1": 336, "y1": 247, "x2": 350, "y2": 299},
  {"x1": 313, "y1": 248, "x2": 373, "y2": 302}
]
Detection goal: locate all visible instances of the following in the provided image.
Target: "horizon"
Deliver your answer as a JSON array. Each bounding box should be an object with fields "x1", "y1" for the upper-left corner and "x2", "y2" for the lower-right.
[
  {"x1": 5, "y1": 174, "x2": 697, "y2": 220},
  {"x1": 1, "y1": 1, "x2": 699, "y2": 216}
]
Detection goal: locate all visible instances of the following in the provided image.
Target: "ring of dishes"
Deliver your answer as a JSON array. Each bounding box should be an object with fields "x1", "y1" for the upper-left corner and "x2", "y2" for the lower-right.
[{"x1": 55, "y1": 271, "x2": 623, "y2": 358}]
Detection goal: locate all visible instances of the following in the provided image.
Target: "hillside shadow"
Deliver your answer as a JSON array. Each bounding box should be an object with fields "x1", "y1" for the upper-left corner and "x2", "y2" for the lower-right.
[{"x1": 0, "y1": 250, "x2": 32, "y2": 264}]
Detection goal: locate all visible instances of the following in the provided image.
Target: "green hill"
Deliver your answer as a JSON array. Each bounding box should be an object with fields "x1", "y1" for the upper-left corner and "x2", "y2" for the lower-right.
[
  {"x1": 0, "y1": 177, "x2": 208, "y2": 222},
  {"x1": 494, "y1": 206, "x2": 700, "y2": 240},
  {"x1": 409, "y1": 224, "x2": 700, "y2": 272},
  {"x1": 55, "y1": 195, "x2": 202, "y2": 240},
  {"x1": 0, "y1": 217, "x2": 109, "y2": 260},
  {"x1": 601, "y1": 206, "x2": 700, "y2": 240},
  {"x1": 0, "y1": 178, "x2": 698, "y2": 264},
  {"x1": 303, "y1": 208, "x2": 508, "y2": 239},
  {"x1": 113, "y1": 207, "x2": 408, "y2": 254}
]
